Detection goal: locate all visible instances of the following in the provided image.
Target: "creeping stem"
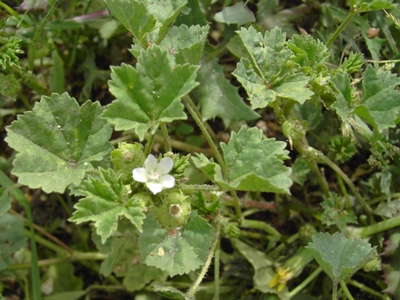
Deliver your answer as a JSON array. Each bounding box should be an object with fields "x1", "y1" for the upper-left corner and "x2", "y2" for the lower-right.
[
  {"x1": 325, "y1": 6, "x2": 358, "y2": 48},
  {"x1": 183, "y1": 97, "x2": 242, "y2": 220}
]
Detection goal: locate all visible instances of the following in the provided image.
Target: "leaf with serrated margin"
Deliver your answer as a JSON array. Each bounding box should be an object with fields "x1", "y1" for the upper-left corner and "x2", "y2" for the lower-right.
[
  {"x1": 286, "y1": 34, "x2": 329, "y2": 76},
  {"x1": 0, "y1": 213, "x2": 26, "y2": 271},
  {"x1": 308, "y1": 232, "x2": 376, "y2": 284},
  {"x1": 159, "y1": 25, "x2": 209, "y2": 65},
  {"x1": 5, "y1": 93, "x2": 112, "y2": 193},
  {"x1": 192, "y1": 60, "x2": 259, "y2": 127},
  {"x1": 330, "y1": 72, "x2": 353, "y2": 122},
  {"x1": 139, "y1": 211, "x2": 215, "y2": 277},
  {"x1": 192, "y1": 126, "x2": 292, "y2": 194},
  {"x1": 354, "y1": 65, "x2": 400, "y2": 132},
  {"x1": 69, "y1": 168, "x2": 145, "y2": 243},
  {"x1": 0, "y1": 188, "x2": 12, "y2": 217},
  {"x1": 233, "y1": 27, "x2": 313, "y2": 109},
  {"x1": 103, "y1": 46, "x2": 198, "y2": 140},
  {"x1": 104, "y1": 0, "x2": 156, "y2": 47}
]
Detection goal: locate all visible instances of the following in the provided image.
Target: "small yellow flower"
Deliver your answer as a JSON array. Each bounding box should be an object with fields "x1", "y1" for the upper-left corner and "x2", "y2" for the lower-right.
[{"x1": 269, "y1": 267, "x2": 294, "y2": 292}]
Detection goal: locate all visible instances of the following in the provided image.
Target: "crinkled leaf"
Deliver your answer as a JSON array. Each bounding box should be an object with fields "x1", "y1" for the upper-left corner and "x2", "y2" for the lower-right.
[
  {"x1": 291, "y1": 157, "x2": 310, "y2": 185},
  {"x1": 5, "y1": 93, "x2": 113, "y2": 193},
  {"x1": 159, "y1": 24, "x2": 209, "y2": 65},
  {"x1": 69, "y1": 168, "x2": 145, "y2": 243},
  {"x1": 192, "y1": 126, "x2": 292, "y2": 193},
  {"x1": 354, "y1": 65, "x2": 400, "y2": 132},
  {"x1": 286, "y1": 34, "x2": 329, "y2": 76},
  {"x1": 232, "y1": 239, "x2": 289, "y2": 299},
  {"x1": 192, "y1": 60, "x2": 259, "y2": 127},
  {"x1": 139, "y1": 211, "x2": 215, "y2": 276},
  {"x1": 104, "y1": 0, "x2": 156, "y2": 46},
  {"x1": 0, "y1": 188, "x2": 12, "y2": 217},
  {"x1": 0, "y1": 213, "x2": 26, "y2": 271},
  {"x1": 0, "y1": 73, "x2": 20, "y2": 99},
  {"x1": 330, "y1": 72, "x2": 353, "y2": 122},
  {"x1": 339, "y1": 52, "x2": 364, "y2": 74},
  {"x1": 381, "y1": 233, "x2": 400, "y2": 296},
  {"x1": 0, "y1": 36, "x2": 23, "y2": 70},
  {"x1": 321, "y1": 194, "x2": 357, "y2": 230},
  {"x1": 103, "y1": 46, "x2": 198, "y2": 140},
  {"x1": 308, "y1": 232, "x2": 376, "y2": 284},
  {"x1": 233, "y1": 27, "x2": 313, "y2": 109},
  {"x1": 214, "y1": 2, "x2": 256, "y2": 26}
]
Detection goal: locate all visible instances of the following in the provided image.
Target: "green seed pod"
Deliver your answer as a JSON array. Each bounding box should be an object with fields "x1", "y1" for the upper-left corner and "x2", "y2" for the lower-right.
[
  {"x1": 153, "y1": 190, "x2": 191, "y2": 228},
  {"x1": 282, "y1": 119, "x2": 307, "y2": 142},
  {"x1": 131, "y1": 192, "x2": 152, "y2": 208},
  {"x1": 111, "y1": 143, "x2": 145, "y2": 184}
]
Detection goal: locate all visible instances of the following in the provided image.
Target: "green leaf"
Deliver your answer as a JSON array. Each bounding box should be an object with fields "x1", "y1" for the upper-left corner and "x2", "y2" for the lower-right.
[
  {"x1": 321, "y1": 193, "x2": 357, "y2": 230},
  {"x1": 69, "y1": 168, "x2": 146, "y2": 243},
  {"x1": 103, "y1": 46, "x2": 198, "y2": 140},
  {"x1": 0, "y1": 213, "x2": 26, "y2": 271},
  {"x1": 233, "y1": 27, "x2": 313, "y2": 109},
  {"x1": 232, "y1": 239, "x2": 289, "y2": 299},
  {"x1": 308, "y1": 232, "x2": 376, "y2": 284},
  {"x1": 192, "y1": 60, "x2": 259, "y2": 127},
  {"x1": 152, "y1": 284, "x2": 193, "y2": 300},
  {"x1": 104, "y1": 0, "x2": 156, "y2": 46},
  {"x1": 0, "y1": 73, "x2": 20, "y2": 100},
  {"x1": 0, "y1": 36, "x2": 23, "y2": 70},
  {"x1": 5, "y1": 93, "x2": 113, "y2": 193},
  {"x1": 330, "y1": 72, "x2": 353, "y2": 122},
  {"x1": 0, "y1": 188, "x2": 12, "y2": 217},
  {"x1": 339, "y1": 52, "x2": 364, "y2": 74},
  {"x1": 354, "y1": 0, "x2": 396, "y2": 12},
  {"x1": 286, "y1": 34, "x2": 329, "y2": 76},
  {"x1": 214, "y1": 2, "x2": 256, "y2": 26},
  {"x1": 43, "y1": 291, "x2": 86, "y2": 300},
  {"x1": 291, "y1": 157, "x2": 310, "y2": 185},
  {"x1": 159, "y1": 24, "x2": 209, "y2": 65},
  {"x1": 139, "y1": 211, "x2": 215, "y2": 276},
  {"x1": 381, "y1": 233, "x2": 400, "y2": 297},
  {"x1": 50, "y1": 49, "x2": 65, "y2": 94},
  {"x1": 354, "y1": 65, "x2": 400, "y2": 132},
  {"x1": 123, "y1": 264, "x2": 168, "y2": 292},
  {"x1": 192, "y1": 126, "x2": 292, "y2": 193}
]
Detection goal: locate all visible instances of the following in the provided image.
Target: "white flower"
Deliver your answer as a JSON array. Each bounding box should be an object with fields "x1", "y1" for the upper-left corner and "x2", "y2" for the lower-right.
[{"x1": 132, "y1": 154, "x2": 175, "y2": 194}]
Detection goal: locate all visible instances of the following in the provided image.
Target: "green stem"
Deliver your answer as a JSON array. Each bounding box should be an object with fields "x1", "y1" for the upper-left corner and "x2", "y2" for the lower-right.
[
  {"x1": 325, "y1": 7, "x2": 357, "y2": 48},
  {"x1": 294, "y1": 139, "x2": 330, "y2": 197},
  {"x1": 270, "y1": 233, "x2": 299, "y2": 258},
  {"x1": 183, "y1": 97, "x2": 224, "y2": 169},
  {"x1": 6, "y1": 252, "x2": 106, "y2": 270},
  {"x1": 289, "y1": 266, "x2": 322, "y2": 297},
  {"x1": 332, "y1": 282, "x2": 338, "y2": 300},
  {"x1": 317, "y1": 152, "x2": 371, "y2": 213},
  {"x1": 28, "y1": 0, "x2": 62, "y2": 70},
  {"x1": 0, "y1": 1, "x2": 22, "y2": 20},
  {"x1": 368, "y1": 192, "x2": 400, "y2": 205},
  {"x1": 348, "y1": 279, "x2": 390, "y2": 300},
  {"x1": 160, "y1": 123, "x2": 172, "y2": 153},
  {"x1": 242, "y1": 219, "x2": 281, "y2": 237},
  {"x1": 187, "y1": 212, "x2": 221, "y2": 298},
  {"x1": 213, "y1": 238, "x2": 221, "y2": 300},
  {"x1": 340, "y1": 281, "x2": 355, "y2": 300},
  {"x1": 353, "y1": 214, "x2": 400, "y2": 238},
  {"x1": 144, "y1": 133, "x2": 155, "y2": 156},
  {"x1": 179, "y1": 184, "x2": 220, "y2": 192}
]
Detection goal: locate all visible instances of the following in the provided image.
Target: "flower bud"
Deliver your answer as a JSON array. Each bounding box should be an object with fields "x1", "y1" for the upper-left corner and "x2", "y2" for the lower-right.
[{"x1": 111, "y1": 143, "x2": 145, "y2": 184}]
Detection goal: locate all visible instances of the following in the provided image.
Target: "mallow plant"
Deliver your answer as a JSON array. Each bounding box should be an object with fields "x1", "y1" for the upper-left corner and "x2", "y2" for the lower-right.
[{"x1": 2, "y1": 0, "x2": 400, "y2": 299}]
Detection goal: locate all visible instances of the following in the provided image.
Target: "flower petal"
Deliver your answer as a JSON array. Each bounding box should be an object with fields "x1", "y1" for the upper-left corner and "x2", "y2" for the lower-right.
[
  {"x1": 156, "y1": 157, "x2": 174, "y2": 174},
  {"x1": 146, "y1": 182, "x2": 163, "y2": 194},
  {"x1": 159, "y1": 174, "x2": 175, "y2": 188},
  {"x1": 144, "y1": 154, "x2": 158, "y2": 172},
  {"x1": 132, "y1": 168, "x2": 148, "y2": 183}
]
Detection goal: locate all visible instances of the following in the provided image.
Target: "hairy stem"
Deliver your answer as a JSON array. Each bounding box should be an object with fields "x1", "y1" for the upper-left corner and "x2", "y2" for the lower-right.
[
  {"x1": 187, "y1": 212, "x2": 221, "y2": 298},
  {"x1": 161, "y1": 122, "x2": 172, "y2": 153},
  {"x1": 289, "y1": 266, "x2": 322, "y2": 297},
  {"x1": 326, "y1": 6, "x2": 357, "y2": 48}
]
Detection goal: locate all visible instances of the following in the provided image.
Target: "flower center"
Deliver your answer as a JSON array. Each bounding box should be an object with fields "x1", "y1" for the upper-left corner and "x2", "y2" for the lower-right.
[{"x1": 148, "y1": 171, "x2": 160, "y2": 181}]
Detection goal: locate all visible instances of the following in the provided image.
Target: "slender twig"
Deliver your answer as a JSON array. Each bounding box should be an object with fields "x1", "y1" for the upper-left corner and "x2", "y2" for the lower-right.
[
  {"x1": 325, "y1": 6, "x2": 357, "y2": 48},
  {"x1": 160, "y1": 123, "x2": 172, "y2": 152},
  {"x1": 187, "y1": 212, "x2": 221, "y2": 298},
  {"x1": 289, "y1": 266, "x2": 322, "y2": 297}
]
